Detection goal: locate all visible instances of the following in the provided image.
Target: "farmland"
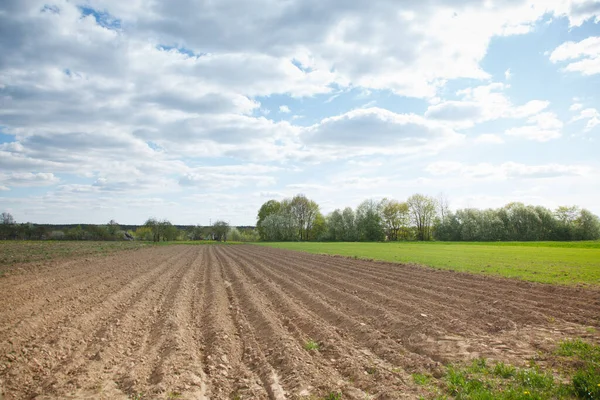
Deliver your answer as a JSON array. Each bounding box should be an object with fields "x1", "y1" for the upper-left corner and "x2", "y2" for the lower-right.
[
  {"x1": 0, "y1": 241, "x2": 148, "y2": 275},
  {"x1": 256, "y1": 241, "x2": 600, "y2": 286},
  {"x1": 1, "y1": 244, "x2": 599, "y2": 399}
]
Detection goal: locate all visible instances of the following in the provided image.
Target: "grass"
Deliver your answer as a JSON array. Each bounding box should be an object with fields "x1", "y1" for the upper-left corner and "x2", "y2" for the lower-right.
[
  {"x1": 412, "y1": 340, "x2": 600, "y2": 400},
  {"x1": 254, "y1": 241, "x2": 600, "y2": 285}
]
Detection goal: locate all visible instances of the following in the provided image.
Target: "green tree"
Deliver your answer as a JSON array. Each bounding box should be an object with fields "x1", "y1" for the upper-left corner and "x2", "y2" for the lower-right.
[
  {"x1": 257, "y1": 200, "x2": 282, "y2": 241},
  {"x1": 356, "y1": 199, "x2": 385, "y2": 241},
  {"x1": 212, "y1": 220, "x2": 230, "y2": 241},
  {"x1": 380, "y1": 198, "x2": 409, "y2": 241},
  {"x1": 289, "y1": 194, "x2": 320, "y2": 241},
  {"x1": 407, "y1": 194, "x2": 437, "y2": 241}
]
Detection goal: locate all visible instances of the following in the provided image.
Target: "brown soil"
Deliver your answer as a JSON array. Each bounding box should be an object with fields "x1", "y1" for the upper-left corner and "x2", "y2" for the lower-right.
[{"x1": 0, "y1": 244, "x2": 598, "y2": 399}]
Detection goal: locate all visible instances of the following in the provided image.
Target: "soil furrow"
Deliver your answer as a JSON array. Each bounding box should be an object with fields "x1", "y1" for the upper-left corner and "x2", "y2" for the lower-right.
[{"x1": 245, "y1": 246, "x2": 600, "y2": 327}]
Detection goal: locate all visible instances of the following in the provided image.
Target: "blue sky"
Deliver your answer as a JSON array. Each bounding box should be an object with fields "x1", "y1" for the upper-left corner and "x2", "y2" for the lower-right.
[{"x1": 1, "y1": 0, "x2": 599, "y2": 225}]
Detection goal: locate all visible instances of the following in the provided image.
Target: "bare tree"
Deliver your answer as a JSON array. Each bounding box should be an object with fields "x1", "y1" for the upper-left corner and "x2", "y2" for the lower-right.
[
  {"x1": 437, "y1": 193, "x2": 450, "y2": 223},
  {"x1": 1, "y1": 212, "x2": 15, "y2": 225}
]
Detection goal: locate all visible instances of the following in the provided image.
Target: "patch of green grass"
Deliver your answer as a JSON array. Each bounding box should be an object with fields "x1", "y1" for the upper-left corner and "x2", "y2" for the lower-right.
[
  {"x1": 555, "y1": 339, "x2": 600, "y2": 399},
  {"x1": 443, "y1": 361, "x2": 571, "y2": 399},
  {"x1": 556, "y1": 338, "x2": 600, "y2": 363},
  {"x1": 572, "y1": 366, "x2": 600, "y2": 399},
  {"x1": 254, "y1": 241, "x2": 600, "y2": 285},
  {"x1": 493, "y1": 362, "x2": 517, "y2": 378},
  {"x1": 321, "y1": 391, "x2": 342, "y2": 400},
  {"x1": 418, "y1": 341, "x2": 600, "y2": 400},
  {"x1": 413, "y1": 373, "x2": 432, "y2": 386},
  {"x1": 304, "y1": 339, "x2": 320, "y2": 351}
]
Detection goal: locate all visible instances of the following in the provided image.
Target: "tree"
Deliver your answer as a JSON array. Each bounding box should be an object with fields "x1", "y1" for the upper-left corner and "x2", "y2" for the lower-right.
[
  {"x1": 288, "y1": 194, "x2": 320, "y2": 241},
  {"x1": 356, "y1": 199, "x2": 384, "y2": 241},
  {"x1": 380, "y1": 198, "x2": 409, "y2": 241},
  {"x1": 1, "y1": 212, "x2": 15, "y2": 225},
  {"x1": 261, "y1": 213, "x2": 296, "y2": 241},
  {"x1": 212, "y1": 220, "x2": 230, "y2": 242},
  {"x1": 257, "y1": 200, "x2": 281, "y2": 241},
  {"x1": 144, "y1": 218, "x2": 161, "y2": 242},
  {"x1": 341, "y1": 207, "x2": 359, "y2": 241},
  {"x1": 107, "y1": 219, "x2": 120, "y2": 237},
  {"x1": 407, "y1": 194, "x2": 437, "y2": 241},
  {"x1": 574, "y1": 209, "x2": 600, "y2": 240}
]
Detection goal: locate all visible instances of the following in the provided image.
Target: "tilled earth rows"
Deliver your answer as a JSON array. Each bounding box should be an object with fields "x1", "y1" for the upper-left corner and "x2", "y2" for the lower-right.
[{"x1": 0, "y1": 245, "x2": 599, "y2": 399}]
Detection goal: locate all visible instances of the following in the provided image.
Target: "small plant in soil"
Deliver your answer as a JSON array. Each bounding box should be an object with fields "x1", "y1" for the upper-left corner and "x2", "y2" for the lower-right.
[{"x1": 304, "y1": 339, "x2": 320, "y2": 351}]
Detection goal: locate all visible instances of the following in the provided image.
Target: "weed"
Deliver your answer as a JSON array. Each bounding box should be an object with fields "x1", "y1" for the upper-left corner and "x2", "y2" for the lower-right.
[
  {"x1": 166, "y1": 392, "x2": 182, "y2": 399},
  {"x1": 322, "y1": 391, "x2": 342, "y2": 400},
  {"x1": 365, "y1": 366, "x2": 377, "y2": 375},
  {"x1": 586, "y1": 327, "x2": 596, "y2": 334},
  {"x1": 129, "y1": 393, "x2": 144, "y2": 400},
  {"x1": 556, "y1": 338, "x2": 600, "y2": 362},
  {"x1": 412, "y1": 373, "x2": 431, "y2": 385},
  {"x1": 468, "y1": 357, "x2": 488, "y2": 374},
  {"x1": 572, "y1": 365, "x2": 600, "y2": 399},
  {"x1": 493, "y1": 362, "x2": 516, "y2": 378},
  {"x1": 556, "y1": 338, "x2": 600, "y2": 399},
  {"x1": 304, "y1": 339, "x2": 320, "y2": 351}
]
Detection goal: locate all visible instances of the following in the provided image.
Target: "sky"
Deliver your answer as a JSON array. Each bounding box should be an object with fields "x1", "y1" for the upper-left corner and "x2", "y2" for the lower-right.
[{"x1": 1, "y1": 0, "x2": 600, "y2": 225}]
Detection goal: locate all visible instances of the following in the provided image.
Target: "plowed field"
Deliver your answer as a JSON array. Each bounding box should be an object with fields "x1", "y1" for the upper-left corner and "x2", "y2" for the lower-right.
[{"x1": 1, "y1": 245, "x2": 598, "y2": 399}]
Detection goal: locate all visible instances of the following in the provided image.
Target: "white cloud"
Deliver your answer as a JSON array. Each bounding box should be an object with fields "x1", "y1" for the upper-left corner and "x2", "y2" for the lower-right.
[
  {"x1": 570, "y1": 102, "x2": 584, "y2": 111},
  {"x1": 0, "y1": 172, "x2": 60, "y2": 189},
  {"x1": 279, "y1": 105, "x2": 291, "y2": 113},
  {"x1": 550, "y1": 36, "x2": 600, "y2": 76},
  {"x1": 505, "y1": 112, "x2": 563, "y2": 142},
  {"x1": 425, "y1": 83, "x2": 550, "y2": 128},
  {"x1": 0, "y1": 0, "x2": 599, "y2": 223},
  {"x1": 571, "y1": 107, "x2": 600, "y2": 131},
  {"x1": 505, "y1": 68, "x2": 512, "y2": 80},
  {"x1": 475, "y1": 134, "x2": 505, "y2": 144},
  {"x1": 426, "y1": 161, "x2": 591, "y2": 180},
  {"x1": 304, "y1": 107, "x2": 464, "y2": 156}
]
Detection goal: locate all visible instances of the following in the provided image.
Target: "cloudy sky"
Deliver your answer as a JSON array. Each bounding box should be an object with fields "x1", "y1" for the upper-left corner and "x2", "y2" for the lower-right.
[{"x1": 1, "y1": 0, "x2": 599, "y2": 225}]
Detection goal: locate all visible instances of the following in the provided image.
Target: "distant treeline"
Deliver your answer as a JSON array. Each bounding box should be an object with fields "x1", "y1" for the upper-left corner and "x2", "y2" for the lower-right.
[
  {"x1": 256, "y1": 194, "x2": 600, "y2": 242},
  {"x1": 0, "y1": 213, "x2": 257, "y2": 242}
]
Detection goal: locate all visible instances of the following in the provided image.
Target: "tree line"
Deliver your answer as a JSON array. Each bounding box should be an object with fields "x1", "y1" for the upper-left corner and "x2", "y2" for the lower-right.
[
  {"x1": 0, "y1": 213, "x2": 258, "y2": 242},
  {"x1": 257, "y1": 194, "x2": 600, "y2": 242}
]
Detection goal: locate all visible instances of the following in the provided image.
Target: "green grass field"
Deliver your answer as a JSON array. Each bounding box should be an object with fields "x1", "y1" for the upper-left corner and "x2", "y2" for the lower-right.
[{"x1": 254, "y1": 241, "x2": 600, "y2": 286}]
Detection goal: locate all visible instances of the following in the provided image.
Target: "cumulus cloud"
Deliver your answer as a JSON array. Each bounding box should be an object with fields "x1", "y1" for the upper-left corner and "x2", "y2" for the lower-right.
[
  {"x1": 550, "y1": 36, "x2": 600, "y2": 76},
  {"x1": 0, "y1": 172, "x2": 60, "y2": 189},
  {"x1": 1, "y1": 0, "x2": 599, "y2": 222},
  {"x1": 304, "y1": 107, "x2": 464, "y2": 154},
  {"x1": 424, "y1": 83, "x2": 550, "y2": 128},
  {"x1": 571, "y1": 107, "x2": 600, "y2": 131},
  {"x1": 505, "y1": 112, "x2": 564, "y2": 141}
]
